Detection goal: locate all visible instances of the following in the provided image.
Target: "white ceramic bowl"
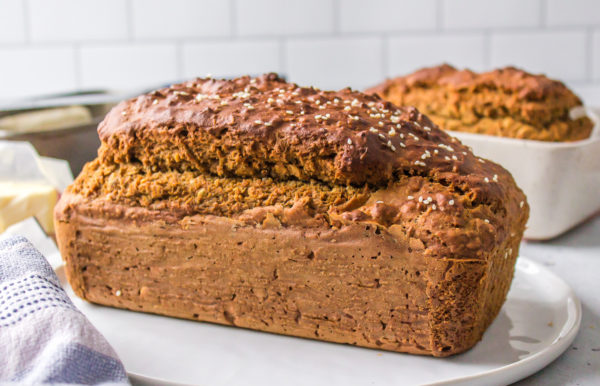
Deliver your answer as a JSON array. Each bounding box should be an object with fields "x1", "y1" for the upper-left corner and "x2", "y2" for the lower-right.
[{"x1": 450, "y1": 109, "x2": 600, "y2": 240}]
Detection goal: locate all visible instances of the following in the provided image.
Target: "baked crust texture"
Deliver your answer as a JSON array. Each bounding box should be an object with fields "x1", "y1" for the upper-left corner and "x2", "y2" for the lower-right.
[
  {"x1": 55, "y1": 73, "x2": 529, "y2": 357},
  {"x1": 366, "y1": 64, "x2": 593, "y2": 142}
]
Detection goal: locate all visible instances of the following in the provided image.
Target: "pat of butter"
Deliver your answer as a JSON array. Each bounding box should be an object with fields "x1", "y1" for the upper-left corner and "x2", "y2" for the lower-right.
[{"x1": 0, "y1": 182, "x2": 58, "y2": 234}]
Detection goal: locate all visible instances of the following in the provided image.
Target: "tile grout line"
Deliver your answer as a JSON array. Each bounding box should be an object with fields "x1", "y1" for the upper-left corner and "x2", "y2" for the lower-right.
[
  {"x1": 539, "y1": 0, "x2": 547, "y2": 28},
  {"x1": 22, "y1": 0, "x2": 31, "y2": 43},
  {"x1": 483, "y1": 30, "x2": 492, "y2": 69},
  {"x1": 381, "y1": 35, "x2": 388, "y2": 77},
  {"x1": 332, "y1": 0, "x2": 341, "y2": 36},
  {"x1": 0, "y1": 36, "x2": 296, "y2": 49},
  {"x1": 175, "y1": 40, "x2": 184, "y2": 80},
  {"x1": 278, "y1": 38, "x2": 287, "y2": 78},
  {"x1": 125, "y1": 0, "x2": 134, "y2": 41},
  {"x1": 435, "y1": 0, "x2": 444, "y2": 32},
  {"x1": 7, "y1": 25, "x2": 598, "y2": 50},
  {"x1": 73, "y1": 43, "x2": 82, "y2": 90},
  {"x1": 585, "y1": 27, "x2": 594, "y2": 82},
  {"x1": 230, "y1": 0, "x2": 238, "y2": 37}
]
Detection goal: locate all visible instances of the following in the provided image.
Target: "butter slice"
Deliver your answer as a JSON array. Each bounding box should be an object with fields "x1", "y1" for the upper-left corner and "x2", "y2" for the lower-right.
[
  {"x1": 0, "y1": 182, "x2": 58, "y2": 234},
  {"x1": 0, "y1": 106, "x2": 92, "y2": 135}
]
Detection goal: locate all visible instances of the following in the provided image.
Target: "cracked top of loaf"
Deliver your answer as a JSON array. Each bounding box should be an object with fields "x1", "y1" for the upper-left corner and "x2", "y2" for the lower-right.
[
  {"x1": 66, "y1": 73, "x2": 528, "y2": 261},
  {"x1": 366, "y1": 64, "x2": 594, "y2": 142}
]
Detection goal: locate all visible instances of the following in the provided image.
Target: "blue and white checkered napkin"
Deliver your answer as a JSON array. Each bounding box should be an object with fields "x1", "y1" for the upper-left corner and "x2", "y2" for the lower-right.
[{"x1": 0, "y1": 235, "x2": 129, "y2": 385}]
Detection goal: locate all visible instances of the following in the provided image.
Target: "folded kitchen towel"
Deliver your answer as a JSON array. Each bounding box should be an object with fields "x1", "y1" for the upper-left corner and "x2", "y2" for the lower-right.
[{"x1": 0, "y1": 235, "x2": 129, "y2": 385}]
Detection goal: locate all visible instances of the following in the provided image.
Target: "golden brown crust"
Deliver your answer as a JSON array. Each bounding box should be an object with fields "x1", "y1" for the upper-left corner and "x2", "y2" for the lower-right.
[
  {"x1": 55, "y1": 73, "x2": 529, "y2": 356},
  {"x1": 99, "y1": 73, "x2": 506, "y2": 186},
  {"x1": 73, "y1": 73, "x2": 528, "y2": 262},
  {"x1": 68, "y1": 157, "x2": 525, "y2": 262},
  {"x1": 367, "y1": 64, "x2": 594, "y2": 142},
  {"x1": 55, "y1": 191, "x2": 522, "y2": 357}
]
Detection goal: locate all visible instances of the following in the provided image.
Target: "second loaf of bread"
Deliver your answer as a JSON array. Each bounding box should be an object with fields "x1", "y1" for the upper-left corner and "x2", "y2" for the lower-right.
[{"x1": 367, "y1": 64, "x2": 594, "y2": 142}]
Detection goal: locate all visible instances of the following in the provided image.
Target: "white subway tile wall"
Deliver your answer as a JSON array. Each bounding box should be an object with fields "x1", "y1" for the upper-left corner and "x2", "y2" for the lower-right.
[
  {"x1": 236, "y1": 0, "x2": 334, "y2": 36},
  {"x1": 182, "y1": 40, "x2": 281, "y2": 78},
  {"x1": 286, "y1": 37, "x2": 383, "y2": 90},
  {"x1": 441, "y1": 0, "x2": 541, "y2": 29},
  {"x1": 0, "y1": 47, "x2": 76, "y2": 97},
  {"x1": 131, "y1": 0, "x2": 231, "y2": 39},
  {"x1": 339, "y1": 0, "x2": 436, "y2": 33},
  {"x1": 28, "y1": 0, "x2": 128, "y2": 42},
  {"x1": 0, "y1": 0, "x2": 599, "y2": 105},
  {"x1": 490, "y1": 31, "x2": 588, "y2": 81},
  {"x1": 80, "y1": 44, "x2": 178, "y2": 90},
  {"x1": 593, "y1": 31, "x2": 600, "y2": 81},
  {"x1": 0, "y1": 0, "x2": 26, "y2": 44},
  {"x1": 546, "y1": 0, "x2": 600, "y2": 26},
  {"x1": 387, "y1": 34, "x2": 487, "y2": 75}
]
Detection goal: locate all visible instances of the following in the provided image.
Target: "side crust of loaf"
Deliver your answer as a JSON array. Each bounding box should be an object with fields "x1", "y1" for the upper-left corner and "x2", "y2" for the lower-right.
[{"x1": 56, "y1": 193, "x2": 520, "y2": 357}]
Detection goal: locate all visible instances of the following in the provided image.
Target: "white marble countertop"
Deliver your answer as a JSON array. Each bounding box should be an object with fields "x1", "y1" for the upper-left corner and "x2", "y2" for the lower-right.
[{"x1": 514, "y1": 215, "x2": 600, "y2": 385}]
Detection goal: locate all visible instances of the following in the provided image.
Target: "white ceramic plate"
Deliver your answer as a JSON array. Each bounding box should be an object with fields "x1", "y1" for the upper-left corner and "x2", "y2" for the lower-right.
[{"x1": 56, "y1": 257, "x2": 581, "y2": 386}]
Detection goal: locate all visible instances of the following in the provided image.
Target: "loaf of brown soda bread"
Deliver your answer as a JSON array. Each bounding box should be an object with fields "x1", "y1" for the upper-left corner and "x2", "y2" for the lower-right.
[
  {"x1": 366, "y1": 64, "x2": 593, "y2": 142},
  {"x1": 54, "y1": 73, "x2": 529, "y2": 357}
]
